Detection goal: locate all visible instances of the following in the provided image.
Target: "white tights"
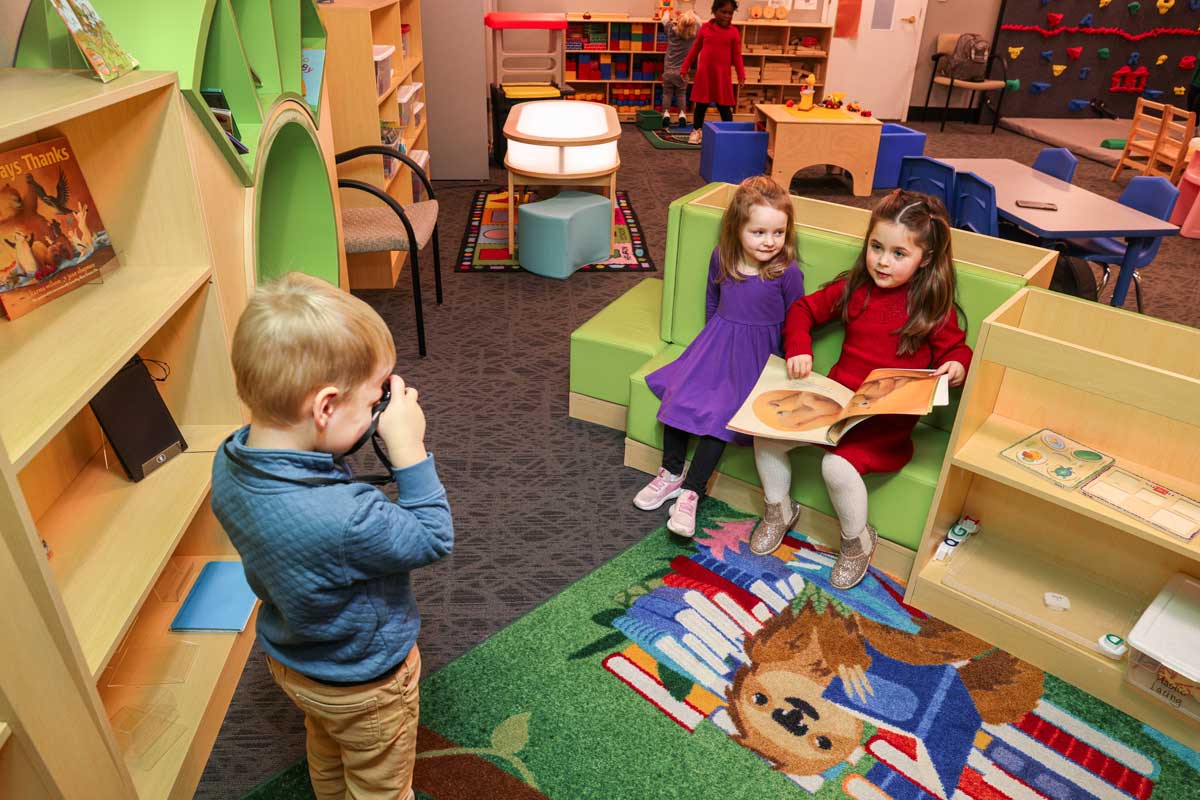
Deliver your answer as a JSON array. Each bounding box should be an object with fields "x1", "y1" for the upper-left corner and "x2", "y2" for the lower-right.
[{"x1": 753, "y1": 438, "x2": 871, "y2": 547}]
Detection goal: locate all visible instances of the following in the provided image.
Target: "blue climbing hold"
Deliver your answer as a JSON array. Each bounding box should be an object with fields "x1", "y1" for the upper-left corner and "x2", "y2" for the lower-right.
[
  {"x1": 1079, "y1": 13, "x2": 1094, "y2": 26},
  {"x1": 1143, "y1": 89, "x2": 1164, "y2": 99},
  {"x1": 1068, "y1": 99, "x2": 1090, "y2": 112},
  {"x1": 1041, "y1": 50, "x2": 1055, "y2": 62},
  {"x1": 1129, "y1": 52, "x2": 1140, "y2": 66},
  {"x1": 1030, "y1": 82, "x2": 1052, "y2": 94},
  {"x1": 1080, "y1": 66, "x2": 1092, "y2": 79},
  {"x1": 1041, "y1": 0, "x2": 1050, "y2": 5}
]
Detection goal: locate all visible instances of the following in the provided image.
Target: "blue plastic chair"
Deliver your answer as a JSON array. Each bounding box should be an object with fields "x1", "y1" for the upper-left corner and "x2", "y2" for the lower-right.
[
  {"x1": 952, "y1": 172, "x2": 998, "y2": 237},
  {"x1": 1032, "y1": 147, "x2": 1078, "y2": 183},
  {"x1": 1061, "y1": 176, "x2": 1180, "y2": 312},
  {"x1": 897, "y1": 156, "x2": 956, "y2": 211}
]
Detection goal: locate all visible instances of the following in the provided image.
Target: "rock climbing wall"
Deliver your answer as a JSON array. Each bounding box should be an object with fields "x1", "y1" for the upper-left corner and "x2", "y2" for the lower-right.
[{"x1": 996, "y1": 0, "x2": 1199, "y2": 118}]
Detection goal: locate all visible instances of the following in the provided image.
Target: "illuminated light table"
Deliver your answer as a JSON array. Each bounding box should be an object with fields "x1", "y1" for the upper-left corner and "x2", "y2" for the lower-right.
[
  {"x1": 503, "y1": 100, "x2": 622, "y2": 256},
  {"x1": 755, "y1": 103, "x2": 883, "y2": 197}
]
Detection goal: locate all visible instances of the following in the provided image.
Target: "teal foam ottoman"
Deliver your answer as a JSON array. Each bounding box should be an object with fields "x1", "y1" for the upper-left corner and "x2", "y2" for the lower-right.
[{"x1": 517, "y1": 191, "x2": 612, "y2": 279}]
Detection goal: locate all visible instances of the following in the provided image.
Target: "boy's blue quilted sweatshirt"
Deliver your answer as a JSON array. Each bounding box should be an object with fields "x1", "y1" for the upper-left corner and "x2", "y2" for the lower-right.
[{"x1": 211, "y1": 426, "x2": 453, "y2": 683}]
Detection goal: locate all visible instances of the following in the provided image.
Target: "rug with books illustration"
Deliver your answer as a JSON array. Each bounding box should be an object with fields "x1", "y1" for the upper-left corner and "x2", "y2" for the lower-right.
[
  {"x1": 454, "y1": 189, "x2": 655, "y2": 274},
  {"x1": 245, "y1": 499, "x2": 1200, "y2": 800},
  {"x1": 640, "y1": 125, "x2": 702, "y2": 150}
]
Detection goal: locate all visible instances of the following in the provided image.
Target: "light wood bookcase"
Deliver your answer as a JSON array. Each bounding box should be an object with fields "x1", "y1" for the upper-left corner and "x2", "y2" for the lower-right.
[
  {"x1": 320, "y1": 0, "x2": 430, "y2": 289},
  {"x1": 906, "y1": 287, "x2": 1200, "y2": 745},
  {"x1": 0, "y1": 70, "x2": 251, "y2": 800},
  {"x1": 563, "y1": 16, "x2": 832, "y2": 121}
]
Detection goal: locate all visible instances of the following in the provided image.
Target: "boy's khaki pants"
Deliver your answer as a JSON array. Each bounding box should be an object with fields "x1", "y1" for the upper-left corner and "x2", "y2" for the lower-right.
[{"x1": 266, "y1": 646, "x2": 421, "y2": 800}]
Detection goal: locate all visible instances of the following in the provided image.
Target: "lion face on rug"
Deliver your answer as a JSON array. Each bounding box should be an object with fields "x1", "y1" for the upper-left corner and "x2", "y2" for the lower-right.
[{"x1": 726, "y1": 602, "x2": 1044, "y2": 776}]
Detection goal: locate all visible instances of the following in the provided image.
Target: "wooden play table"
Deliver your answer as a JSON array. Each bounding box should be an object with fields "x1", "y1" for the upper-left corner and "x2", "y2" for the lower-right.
[{"x1": 754, "y1": 104, "x2": 882, "y2": 197}]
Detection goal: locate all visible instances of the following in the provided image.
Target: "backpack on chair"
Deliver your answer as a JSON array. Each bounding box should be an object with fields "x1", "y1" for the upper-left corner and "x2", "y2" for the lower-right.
[
  {"x1": 939, "y1": 33, "x2": 991, "y2": 82},
  {"x1": 1049, "y1": 255, "x2": 1100, "y2": 302}
]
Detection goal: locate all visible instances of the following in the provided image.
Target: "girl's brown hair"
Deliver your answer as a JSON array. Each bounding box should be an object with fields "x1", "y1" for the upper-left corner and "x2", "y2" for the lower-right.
[
  {"x1": 717, "y1": 175, "x2": 797, "y2": 283},
  {"x1": 832, "y1": 189, "x2": 958, "y2": 356}
]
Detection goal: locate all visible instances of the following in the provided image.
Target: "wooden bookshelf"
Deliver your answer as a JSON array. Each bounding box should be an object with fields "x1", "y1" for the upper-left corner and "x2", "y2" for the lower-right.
[
  {"x1": 563, "y1": 15, "x2": 833, "y2": 121},
  {"x1": 0, "y1": 70, "x2": 248, "y2": 800},
  {"x1": 906, "y1": 287, "x2": 1200, "y2": 745},
  {"x1": 321, "y1": 0, "x2": 431, "y2": 289}
]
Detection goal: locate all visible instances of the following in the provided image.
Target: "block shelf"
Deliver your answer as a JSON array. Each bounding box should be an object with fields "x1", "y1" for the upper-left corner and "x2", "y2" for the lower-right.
[{"x1": 907, "y1": 287, "x2": 1200, "y2": 745}]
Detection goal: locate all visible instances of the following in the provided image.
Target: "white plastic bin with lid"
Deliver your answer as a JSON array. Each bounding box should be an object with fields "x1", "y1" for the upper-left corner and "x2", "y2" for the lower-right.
[
  {"x1": 373, "y1": 44, "x2": 395, "y2": 97},
  {"x1": 1125, "y1": 572, "x2": 1200, "y2": 723},
  {"x1": 397, "y1": 82, "x2": 422, "y2": 128},
  {"x1": 409, "y1": 149, "x2": 431, "y2": 201}
]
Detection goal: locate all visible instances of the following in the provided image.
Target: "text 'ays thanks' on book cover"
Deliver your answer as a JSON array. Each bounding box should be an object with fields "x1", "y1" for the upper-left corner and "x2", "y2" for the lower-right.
[{"x1": 0, "y1": 137, "x2": 116, "y2": 320}]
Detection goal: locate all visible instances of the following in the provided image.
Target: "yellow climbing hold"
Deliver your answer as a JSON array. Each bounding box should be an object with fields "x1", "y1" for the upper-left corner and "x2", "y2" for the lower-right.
[
  {"x1": 1156, "y1": 0, "x2": 1174, "y2": 11},
  {"x1": 1052, "y1": 64, "x2": 1068, "y2": 76},
  {"x1": 1008, "y1": 46, "x2": 1024, "y2": 60},
  {"x1": 1157, "y1": 54, "x2": 1168, "y2": 65},
  {"x1": 1099, "y1": 0, "x2": 1112, "y2": 6},
  {"x1": 1176, "y1": 86, "x2": 1188, "y2": 95}
]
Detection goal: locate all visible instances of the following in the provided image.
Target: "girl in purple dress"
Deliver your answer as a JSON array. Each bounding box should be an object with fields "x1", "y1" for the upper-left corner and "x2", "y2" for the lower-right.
[{"x1": 634, "y1": 176, "x2": 805, "y2": 536}]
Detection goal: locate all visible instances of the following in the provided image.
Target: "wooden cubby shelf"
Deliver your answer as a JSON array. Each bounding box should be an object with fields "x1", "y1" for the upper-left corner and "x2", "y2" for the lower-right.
[{"x1": 907, "y1": 287, "x2": 1200, "y2": 745}]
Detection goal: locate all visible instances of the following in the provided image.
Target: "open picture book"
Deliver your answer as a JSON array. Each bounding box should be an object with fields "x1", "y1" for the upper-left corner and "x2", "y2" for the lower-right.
[{"x1": 727, "y1": 355, "x2": 950, "y2": 445}]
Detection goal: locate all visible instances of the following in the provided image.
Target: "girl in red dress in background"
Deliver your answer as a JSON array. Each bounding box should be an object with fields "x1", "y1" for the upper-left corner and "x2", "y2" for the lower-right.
[
  {"x1": 750, "y1": 191, "x2": 973, "y2": 589},
  {"x1": 681, "y1": 0, "x2": 745, "y2": 144}
]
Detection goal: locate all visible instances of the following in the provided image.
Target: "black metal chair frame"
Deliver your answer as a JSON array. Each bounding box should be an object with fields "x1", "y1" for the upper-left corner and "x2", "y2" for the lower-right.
[
  {"x1": 335, "y1": 145, "x2": 443, "y2": 358},
  {"x1": 923, "y1": 49, "x2": 1009, "y2": 133}
]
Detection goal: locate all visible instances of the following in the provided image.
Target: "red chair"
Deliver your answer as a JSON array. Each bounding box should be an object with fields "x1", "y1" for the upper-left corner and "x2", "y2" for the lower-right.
[{"x1": 1169, "y1": 150, "x2": 1200, "y2": 238}]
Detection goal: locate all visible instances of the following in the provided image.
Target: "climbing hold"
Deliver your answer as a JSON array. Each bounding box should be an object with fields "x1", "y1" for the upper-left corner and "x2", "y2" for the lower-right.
[
  {"x1": 1053, "y1": 64, "x2": 1068, "y2": 76},
  {"x1": 1129, "y1": 51, "x2": 1141, "y2": 65},
  {"x1": 1068, "y1": 98, "x2": 1091, "y2": 111},
  {"x1": 1156, "y1": 0, "x2": 1174, "y2": 11},
  {"x1": 1127, "y1": 0, "x2": 1141, "y2": 12},
  {"x1": 1080, "y1": 13, "x2": 1095, "y2": 25},
  {"x1": 1100, "y1": 0, "x2": 1112, "y2": 6},
  {"x1": 1047, "y1": 12, "x2": 1065, "y2": 26},
  {"x1": 1098, "y1": 47, "x2": 1111, "y2": 60},
  {"x1": 1157, "y1": 54, "x2": 1168, "y2": 65},
  {"x1": 1143, "y1": 88, "x2": 1164, "y2": 98},
  {"x1": 1067, "y1": 47, "x2": 1083, "y2": 60},
  {"x1": 1181, "y1": 55, "x2": 1198, "y2": 70},
  {"x1": 1030, "y1": 82, "x2": 1052, "y2": 94},
  {"x1": 1081, "y1": 66, "x2": 1092, "y2": 79},
  {"x1": 1006, "y1": 78, "x2": 1022, "y2": 92},
  {"x1": 1008, "y1": 46, "x2": 1024, "y2": 60},
  {"x1": 1176, "y1": 85, "x2": 1188, "y2": 94},
  {"x1": 1041, "y1": 49, "x2": 1055, "y2": 62}
]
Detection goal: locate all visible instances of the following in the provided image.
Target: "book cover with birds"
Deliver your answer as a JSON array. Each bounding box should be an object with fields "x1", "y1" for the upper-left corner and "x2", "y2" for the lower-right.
[{"x1": 0, "y1": 137, "x2": 116, "y2": 320}]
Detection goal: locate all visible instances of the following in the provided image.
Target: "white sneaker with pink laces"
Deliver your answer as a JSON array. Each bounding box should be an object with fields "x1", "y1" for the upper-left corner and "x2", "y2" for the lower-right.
[
  {"x1": 634, "y1": 468, "x2": 684, "y2": 510},
  {"x1": 667, "y1": 490, "x2": 700, "y2": 537}
]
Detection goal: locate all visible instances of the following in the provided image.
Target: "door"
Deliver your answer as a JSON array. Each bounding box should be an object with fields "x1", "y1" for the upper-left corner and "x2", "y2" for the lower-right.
[{"x1": 826, "y1": 0, "x2": 928, "y2": 120}]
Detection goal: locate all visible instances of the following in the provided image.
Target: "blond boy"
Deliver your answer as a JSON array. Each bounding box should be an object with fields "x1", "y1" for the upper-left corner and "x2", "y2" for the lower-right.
[{"x1": 211, "y1": 272, "x2": 453, "y2": 800}]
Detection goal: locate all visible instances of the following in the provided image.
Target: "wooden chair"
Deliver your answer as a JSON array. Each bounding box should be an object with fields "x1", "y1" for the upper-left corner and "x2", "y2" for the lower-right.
[
  {"x1": 336, "y1": 145, "x2": 443, "y2": 358},
  {"x1": 1111, "y1": 98, "x2": 1197, "y2": 184},
  {"x1": 922, "y1": 33, "x2": 1008, "y2": 133}
]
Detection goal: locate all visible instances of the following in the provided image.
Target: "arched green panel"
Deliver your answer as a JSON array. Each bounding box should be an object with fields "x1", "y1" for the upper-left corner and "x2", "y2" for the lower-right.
[{"x1": 254, "y1": 105, "x2": 339, "y2": 286}]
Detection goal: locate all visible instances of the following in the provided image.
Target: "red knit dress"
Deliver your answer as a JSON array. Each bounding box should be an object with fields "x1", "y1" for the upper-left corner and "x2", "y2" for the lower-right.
[
  {"x1": 681, "y1": 20, "x2": 745, "y2": 106},
  {"x1": 783, "y1": 280, "x2": 973, "y2": 475}
]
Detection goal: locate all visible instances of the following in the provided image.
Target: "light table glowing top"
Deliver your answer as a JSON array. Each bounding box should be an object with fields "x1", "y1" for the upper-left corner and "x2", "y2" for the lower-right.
[{"x1": 503, "y1": 100, "x2": 622, "y2": 178}]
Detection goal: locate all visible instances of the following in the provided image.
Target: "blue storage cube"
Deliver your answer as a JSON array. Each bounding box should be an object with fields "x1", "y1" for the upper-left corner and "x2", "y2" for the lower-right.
[
  {"x1": 699, "y1": 121, "x2": 769, "y2": 184},
  {"x1": 874, "y1": 123, "x2": 927, "y2": 190}
]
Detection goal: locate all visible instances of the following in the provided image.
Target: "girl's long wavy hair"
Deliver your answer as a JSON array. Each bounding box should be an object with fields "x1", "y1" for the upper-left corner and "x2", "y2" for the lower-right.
[
  {"x1": 716, "y1": 175, "x2": 797, "y2": 283},
  {"x1": 832, "y1": 189, "x2": 958, "y2": 356}
]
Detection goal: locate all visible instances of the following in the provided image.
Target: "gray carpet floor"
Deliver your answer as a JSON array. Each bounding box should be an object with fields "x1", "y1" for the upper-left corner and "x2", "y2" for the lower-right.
[{"x1": 195, "y1": 121, "x2": 1199, "y2": 799}]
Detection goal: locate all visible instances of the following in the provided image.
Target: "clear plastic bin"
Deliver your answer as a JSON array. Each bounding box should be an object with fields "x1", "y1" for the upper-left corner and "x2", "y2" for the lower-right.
[
  {"x1": 373, "y1": 44, "x2": 395, "y2": 97},
  {"x1": 397, "y1": 82, "x2": 422, "y2": 128}
]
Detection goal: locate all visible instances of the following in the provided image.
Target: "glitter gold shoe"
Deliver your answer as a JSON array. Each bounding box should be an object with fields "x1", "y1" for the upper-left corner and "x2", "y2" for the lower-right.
[
  {"x1": 749, "y1": 498, "x2": 802, "y2": 555},
  {"x1": 830, "y1": 525, "x2": 878, "y2": 590}
]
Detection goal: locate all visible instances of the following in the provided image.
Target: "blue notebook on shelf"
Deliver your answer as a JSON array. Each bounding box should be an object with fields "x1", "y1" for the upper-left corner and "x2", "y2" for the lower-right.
[{"x1": 170, "y1": 561, "x2": 258, "y2": 632}]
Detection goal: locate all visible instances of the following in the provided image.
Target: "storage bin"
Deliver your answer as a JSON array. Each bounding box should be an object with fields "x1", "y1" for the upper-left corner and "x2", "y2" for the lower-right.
[
  {"x1": 373, "y1": 44, "x2": 395, "y2": 97},
  {"x1": 874, "y1": 123, "x2": 926, "y2": 190},
  {"x1": 1125, "y1": 573, "x2": 1200, "y2": 724},
  {"x1": 412, "y1": 101, "x2": 425, "y2": 129},
  {"x1": 401, "y1": 24, "x2": 411, "y2": 60},
  {"x1": 410, "y1": 149, "x2": 431, "y2": 201},
  {"x1": 397, "y1": 82, "x2": 422, "y2": 128}
]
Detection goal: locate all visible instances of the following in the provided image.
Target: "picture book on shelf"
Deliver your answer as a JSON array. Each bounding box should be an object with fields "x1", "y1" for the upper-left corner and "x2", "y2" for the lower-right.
[
  {"x1": 727, "y1": 355, "x2": 949, "y2": 445},
  {"x1": 999, "y1": 428, "x2": 1114, "y2": 490},
  {"x1": 301, "y1": 48, "x2": 326, "y2": 109},
  {"x1": 0, "y1": 137, "x2": 115, "y2": 320},
  {"x1": 1081, "y1": 467, "x2": 1200, "y2": 541},
  {"x1": 47, "y1": 0, "x2": 138, "y2": 83}
]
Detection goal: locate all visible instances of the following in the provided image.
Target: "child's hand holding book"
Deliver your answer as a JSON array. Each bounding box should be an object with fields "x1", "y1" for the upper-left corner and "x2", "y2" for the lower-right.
[{"x1": 786, "y1": 354, "x2": 812, "y2": 379}]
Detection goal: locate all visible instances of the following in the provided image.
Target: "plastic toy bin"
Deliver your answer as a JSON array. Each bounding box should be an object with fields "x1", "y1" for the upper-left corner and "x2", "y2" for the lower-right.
[
  {"x1": 874, "y1": 123, "x2": 926, "y2": 190},
  {"x1": 1125, "y1": 573, "x2": 1200, "y2": 724},
  {"x1": 373, "y1": 44, "x2": 395, "y2": 97},
  {"x1": 398, "y1": 82, "x2": 422, "y2": 128}
]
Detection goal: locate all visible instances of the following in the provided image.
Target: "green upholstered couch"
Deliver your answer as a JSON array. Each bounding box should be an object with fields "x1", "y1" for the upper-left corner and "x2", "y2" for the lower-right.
[{"x1": 570, "y1": 183, "x2": 1055, "y2": 554}]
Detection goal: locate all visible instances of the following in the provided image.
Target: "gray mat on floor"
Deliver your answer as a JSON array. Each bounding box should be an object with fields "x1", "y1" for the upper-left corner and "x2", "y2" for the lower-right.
[{"x1": 999, "y1": 116, "x2": 1130, "y2": 166}]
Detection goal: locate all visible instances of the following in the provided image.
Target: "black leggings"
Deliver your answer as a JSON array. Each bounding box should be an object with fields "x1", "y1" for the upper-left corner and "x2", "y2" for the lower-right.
[
  {"x1": 662, "y1": 424, "x2": 727, "y2": 496},
  {"x1": 693, "y1": 103, "x2": 733, "y2": 130}
]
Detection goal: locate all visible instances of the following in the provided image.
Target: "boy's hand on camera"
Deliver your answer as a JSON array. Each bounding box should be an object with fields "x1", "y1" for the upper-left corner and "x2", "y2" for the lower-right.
[
  {"x1": 787, "y1": 355, "x2": 812, "y2": 379},
  {"x1": 378, "y1": 375, "x2": 427, "y2": 468},
  {"x1": 934, "y1": 360, "x2": 967, "y2": 388}
]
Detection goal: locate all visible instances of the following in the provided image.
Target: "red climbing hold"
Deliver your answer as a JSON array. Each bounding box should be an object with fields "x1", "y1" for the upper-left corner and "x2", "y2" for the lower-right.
[
  {"x1": 1182, "y1": 55, "x2": 1198, "y2": 70},
  {"x1": 1067, "y1": 46, "x2": 1083, "y2": 60},
  {"x1": 1047, "y1": 13, "x2": 1065, "y2": 28}
]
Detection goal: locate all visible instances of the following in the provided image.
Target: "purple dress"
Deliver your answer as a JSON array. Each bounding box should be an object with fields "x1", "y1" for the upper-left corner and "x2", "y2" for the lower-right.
[{"x1": 648, "y1": 249, "x2": 805, "y2": 446}]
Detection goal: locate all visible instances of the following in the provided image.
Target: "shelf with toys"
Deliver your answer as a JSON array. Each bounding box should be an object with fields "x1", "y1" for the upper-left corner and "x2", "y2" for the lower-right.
[{"x1": 907, "y1": 287, "x2": 1200, "y2": 745}]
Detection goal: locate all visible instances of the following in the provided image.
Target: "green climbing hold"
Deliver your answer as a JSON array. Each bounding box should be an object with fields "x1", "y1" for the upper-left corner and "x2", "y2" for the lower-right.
[
  {"x1": 1005, "y1": 78, "x2": 1021, "y2": 92},
  {"x1": 1127, "y1": 0, "x2": 1140, "y2": 12},
  {"x1": 1098, "y1": 47, "x2": 1111, "y2": 60},
  {"x1": 1101, "y1": 138, "x2": 1127, "y2": 149}
]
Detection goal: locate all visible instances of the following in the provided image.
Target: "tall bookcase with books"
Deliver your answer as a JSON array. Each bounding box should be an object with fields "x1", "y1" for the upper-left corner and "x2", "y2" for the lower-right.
[
  {"x1": 0, "y1": 70, "x2": 250, "y2": 800},
  {"x1": 320, "y1": 0, "x2": 431, "y2": 289},
  {"x1": 906, "y1": 287, "x2": 1200, "y2": 744},
  {"x1": 563, "y1": 15, "x2": 831, "y2": 121}
]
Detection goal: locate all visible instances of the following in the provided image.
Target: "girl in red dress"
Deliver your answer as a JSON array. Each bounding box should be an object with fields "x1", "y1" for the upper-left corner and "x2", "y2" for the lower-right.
[
  {"x1": 750, "y1": 191, "x2": 972, "y2": 589},
  {"x1": 681, "y1": 0, "x2": 745, "y2": 144}
]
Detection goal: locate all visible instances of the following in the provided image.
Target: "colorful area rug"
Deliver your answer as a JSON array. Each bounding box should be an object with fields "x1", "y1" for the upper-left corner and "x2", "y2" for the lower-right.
[
  {"x1": 640, "y1": 125, "x2": 701, "y2": 150},
  {"x1": 245, "y1": 499, "x2": 1200, "y2": 799},
  {"x1": 454, "y1": 189, "x2": 654, "y2": 274}
]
